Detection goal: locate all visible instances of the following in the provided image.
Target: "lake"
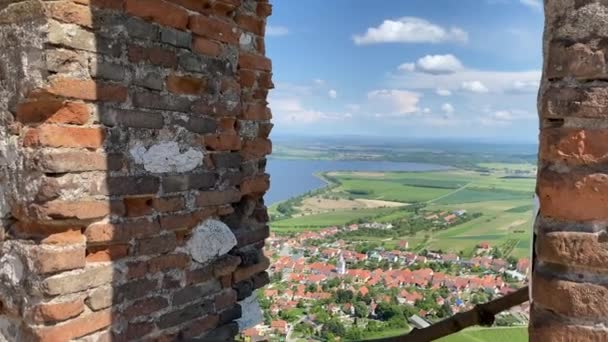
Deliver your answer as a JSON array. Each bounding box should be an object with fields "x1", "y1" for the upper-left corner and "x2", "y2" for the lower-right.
[{"x1": 265, "y1": 158, "x2": 452, "y2": 204}]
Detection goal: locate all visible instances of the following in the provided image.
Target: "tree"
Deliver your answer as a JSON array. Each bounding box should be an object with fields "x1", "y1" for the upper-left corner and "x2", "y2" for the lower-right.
[
  {"x1": 322, "y1": 319, "x2": 346, "y2": 339},
  {"x1": 354, "y1": 301, "x2": 369, "y2": 318},
  {"x1": 335, "y1": 289, "x2": 354, "y2": 304},
  {"x1": 376, "y1": 302, "x2": 403, "y2": 321}
]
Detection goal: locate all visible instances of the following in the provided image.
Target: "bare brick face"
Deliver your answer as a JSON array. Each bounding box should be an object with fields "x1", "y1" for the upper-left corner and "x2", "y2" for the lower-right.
[
  {"x1": 533, "y1": 1, "x2": 608, "y2": 340},
  {"x1": 0, "y1": 0, "x2": 272, "y2": 341}
]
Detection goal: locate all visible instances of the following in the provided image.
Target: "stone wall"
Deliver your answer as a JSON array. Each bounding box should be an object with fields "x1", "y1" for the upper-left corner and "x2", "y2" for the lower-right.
[
  {"x1": 0, "y1": 0, "x2": 273, "y2": 340},
  {"x1": 533, "y1": 0, "x2": 608, "y2": 340}
]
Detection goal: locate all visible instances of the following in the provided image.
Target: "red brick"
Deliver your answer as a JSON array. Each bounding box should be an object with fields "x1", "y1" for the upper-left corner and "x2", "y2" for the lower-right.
[
  {"x1": 242, "y1": 103, "x2": 271, "y2": 120},
  {"x1": 232, "y1": 255, "x2": 270, "y2": 283},
  {"x1": 546, "y1": 42, "x2": 606, "y2": 80},
  {"x1": 218, "y1": 118, "x2": 236, "y2": 133},
  {"x1": 180, "y1": 315, "x2": 219, "y2": 339},
  {"x1": 73, "y1": 0, "x2": 124, "y2": 10},
  {"x1": 213, "y1": 255, "x2": 241, "y2": 277},
  {"x1": 193, "y1": 36, "x2": 222, "y2": 57},
  {"x1": 86, "y1": 245, "x2": 129, "y2": 263},
  {"x1": 530, "y1": 323, "x2": 608, "y2": 342},
  {"x1": 40, "y1": 229, "x2": 86, "y2": 245},
  {"x1": 47, "y1": 78, "x2": 127, "y2": 102},
  {"x1": 166, "y1": 74, "x2": 206, "y2": 95},
  {"x1": 17, "y1": 100, "x2": 90, "y2": 125},
  {"x1": 128, "y1": 45, "x2": 177, "y2": 68},
  {"x1": 35, "y1": 151, "x2": 123, "y2": 173},
  {"x1": 256, "y1": 36, "x2": 265, "y2": 55},
  {"x1": 166, "y1": 0, "x2": 210, "y2": 12},
  {"x1": 127, "y1": 254, "x2": 190, "y2": 279},
  {"x1": 31, "y1": 245, "x2": 85, "y2": 274},
  {"x1": 195, "y1": 189, "x2": 241, "y2": 207},
  {"x1": 159, "y1": 208, "x2": 216, "y2": 230},
  {"x1": 537, "y1": 231, "x2": 608, "y2": 269},
  {"x1": 189, "y1": 15, "x2": 239, "y2": 45},
  {"x1": 256, "y1": 2, "x2": 272, "y2": 17},
  {"x1": 124, "y1": 197, "x2": 154, "y2": 217},
  {"x1": 29, "y1": 200, "x2": 118, "y2": 221},
  {"x1": 152, "y1": 196, "x2": 185, "y2": 212},
  {"x1": 240, "y1": 174, "x2": 270, "y2": 195},
  {"x1": 239, "y1": 52, "x2": 271, "y2": 71},
  {"x1": 24, "y1": 125, "x2": 105, "y2": 149},
  {"x1": 533, "y1": 274, "x2": 608, "y2": 318},
  {"x1": 85, "y1": 219, "x2": 161, "y2": 244},
  {"x1": 125, "y1": 0, "x2": 189, "y2": 29},
  {"x1": 538, "y1": 169, "x2": 608, "y2": 221},
  {"x1": 48, "y1": 1, "x2": 93, "y2": 27},
  {"x1": 257, "y1": 72, "x2": 273, "y2": 89},
  {"x1": 204, "y1": 133, "x2": 241, "y2": 151},
  {"x1": 30, "y1": 309, "x2": 112, "y2": 341},
  {"x1": 236, "y1": 14, "x2": 264, "y2": 36},
  {"x1": 133, "y1": 233, "x2": 177, "y2": 255},
  {"x1": 241, "y1": 138, "x2": 271, "y2": 160},
  {"x1": 239, "y1": 69, "x2": 256, "y2": 88},
  {"x1": 123, "y1": 297, "x2": 168, "y2": 320},
  {"x1": 540, "y1": 128, "x2": 608, "y2": 166},
  {"x1": 214, "y1": 289, "x2": 237, "y2": 311},
  {"x1": 209, "y1": 0, "x2": 239, "y2": 17},
  {"x1": 31, "y1": 297, "x2": 85, "y2": 324}
]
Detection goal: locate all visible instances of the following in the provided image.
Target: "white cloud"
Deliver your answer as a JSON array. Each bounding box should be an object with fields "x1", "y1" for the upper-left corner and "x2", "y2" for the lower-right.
[
  {"x1": 328, "y1": 89, "x2": 337, "y2": 99},
  {"x1": 346, "y1": 104, "x2": 361, "y2": 112},
  {"x1": 479, "y1": 109, "x2": 535, "y2": 126},
  {"x1": 442, "y1": 103, "x2": 455, "y2": 114},
  {"x1": 415, "y1": 54, "x2": 463, "y2": 75},
  {"x1": 423, "y1": 107, "x2": 431, "y2": 114},
  {"x1": 353, "y1": 17, "x2": 468, "y2": 45},
  {"x1": 436, "y1": 88, "x2": 452, "y2": 96},
  {"x1": 266, "y1": 25, "x2": 289, "y2": 36},
  {"x1": 367, "y1": 89, "x2": 421, "y2": 115},
  {"x1": 461, "y1": 80, "x2": 489, "y2": 93},
  {"x1": 389, "y1": 69, "x2": 540, "y2": 94},
  {"x1": 270, "y1": 83, "x2": 351, "y2": 125},
  {"x1": 398, "y1": 63, "x2": 416, "y2": 72},
  {"x1": 520, "y1": 0, "x2": 542, "y2": 10},
  {"x1": 313, "y1": 79, "x2": 326, "y2": 86}
]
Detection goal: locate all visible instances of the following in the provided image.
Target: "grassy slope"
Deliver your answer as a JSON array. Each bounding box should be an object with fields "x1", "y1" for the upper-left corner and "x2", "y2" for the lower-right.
[{"x1": 437, "y1": 326, "x2": 528, "y2": 342}]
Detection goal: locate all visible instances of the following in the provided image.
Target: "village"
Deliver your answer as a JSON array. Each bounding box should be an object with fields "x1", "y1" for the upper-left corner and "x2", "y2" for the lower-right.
[{"x1": 239, "y1": 218, "x2": 531, "y2": 341}]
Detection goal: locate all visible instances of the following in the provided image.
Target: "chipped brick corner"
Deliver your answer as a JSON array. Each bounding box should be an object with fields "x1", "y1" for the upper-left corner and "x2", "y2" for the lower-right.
[{"x1": 0, "y1": 0, "x2": 273, "y2": 340}]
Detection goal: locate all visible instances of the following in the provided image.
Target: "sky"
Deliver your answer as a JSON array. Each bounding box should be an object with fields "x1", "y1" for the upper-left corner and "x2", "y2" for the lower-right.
[{"x1": 265, "y1": 0, "x2": 544, "y2": 142}]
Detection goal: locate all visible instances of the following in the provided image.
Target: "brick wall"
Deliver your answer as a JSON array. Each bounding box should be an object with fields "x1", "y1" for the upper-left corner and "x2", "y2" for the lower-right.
[
  {"x1": 533, "y1": 0, "x2": 608, "y2": 340},
  {"x1": 0, "y1": 0, "x2": 273, "y2": 341}
]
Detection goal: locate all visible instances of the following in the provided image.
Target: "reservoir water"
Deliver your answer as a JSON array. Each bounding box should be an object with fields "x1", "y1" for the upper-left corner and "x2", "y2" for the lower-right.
[{"x1": 265, "y1": 158, "x2": 452, "y2": 204}]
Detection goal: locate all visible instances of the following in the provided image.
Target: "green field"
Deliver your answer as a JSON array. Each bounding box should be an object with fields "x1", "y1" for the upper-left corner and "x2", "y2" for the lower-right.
[
  {"x1": 271, "y1": 168, "x2": 535, "y2": 256},
  {"x1": 438, "y1": 326, "x2": 527, "y2": 342}
]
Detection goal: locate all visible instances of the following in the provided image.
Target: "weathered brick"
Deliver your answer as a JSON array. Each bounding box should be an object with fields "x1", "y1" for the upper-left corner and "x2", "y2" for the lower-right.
[
  {"x1": 132, "y1": 91, "x2": 191, "y2": 112},
  {"x1": 29, "y1": 200, "x2": 117, "y2": 221},
  {"x1": 241, "y1": 138, "x2": 271, "y2": 159},
  {"x1": 31, "y1": 297, "x2": 85, "y2": 323},
  {"x1": 17, "y1": 100, "x2": 90, "y2": 125},
  {"x1": 47, "y1": 78, "x2": 127, "y2": 102},
  {"x1": 128, "y1": 45, "x2": 178, "y2": 68},
  {"x1": 31, "y1": 245, "x2": 85, "y2": 274},
  {"x1": 533, "y1": 274, "x2": 608, "y2": 318},
  {"x1": 186, "y1": 265, "x2": 214, "y2": 285},
  {"x1": 547, "y1": 41, "x2": 607, "y2": 80},
  {"x1": 127, "y1": 253, "x2": 190, "y2": 279},
  {"x1": 195, "y1": 189, "x2": 241, "y2": 207},
  {"x1": 232, "y1": 255, "x2": 270, "y2": 283},
  {"x1": 537, "y1": 230, "x2": 608, "y2": 270},
  {"x1": 541, "y1": 86, "x2": 608, "y2": 119},
  {"x1": 165, "y1": 0, "x2": 210, "y2": 13},
  {"x1": 46, "y1": 48, "x2": 87, "y2": 73},
  {"x1": 123, "y1": 297, "x2": 169, "y2": 321},
  {"x1": 239, "y1": 69, "x2": 256, "y2": 88},
  {"x1": 159, "y1": 209, "x2": 216, "y2": 231},
  {"x1": 236, "y1": 14, "x2": 264, "y2": 36},
  {"x1": 201, "y1": 322, "x2": 239, "y2": 341},
  {"x1": 86, "y1": 285, "x2": 112, "y2": 311},
  {"x1": 242, "y1": 103, "x2": 271, "y2": 120},
  {"x1": 204, "y1": 133, "x2": 241, "y2": 151},
  {"x1": 120, "y1": 322, "x2": 155, "y2": 341},
  {"x1": 73, "y1": 0, "x2": 124, "y2": 10},
  {"x1": 30, "y1": 309, "x2": 112, "y2": 341},
  {"x1": 90, "y1": 60, "x2": 126, "y2": 82},
  {"x1": 24, "y1": 125, "x2": 105, "y2": 149},
  {"x1": 48, "y1": 1, "x2": 93, "y2": 28},
  {"x1": 233, "y1": 224, "x2": 269, "y2": 248},
  {"x1": 182, "y1": 116, "x2": 218, "y2": 134},
  {"x1": 256, "y1": 2, "x2": 272, "y2": 17},
  {"x1": 162, "y1": 173, "x2": 217, "y2": 193},
  {"x1": 124, "y1": 197, "x2": 155, "y2": 217},
  {"x1": 86, "y1": 245, "x2": 129, "y2": 263},
  {"x1": 42, "y1": 265, "x2": 113, "y2": 295},
  {"x1": 179, "y1": 315, "x2": 219, "y2": 339},
  {"x1": 40, "y1": 229, "x2": 85, "y2": 245},
  {"x1": 214, "y1": 289, "x2": 237, "y2": 311},
  {"x1": 252, "y1": 271, "x2": 270, "y2": 289},
  {"x1": 115, "y1": 278, "x2": 159, "y2": 302},
  {"x1": 530, "y1": 322, "x2": 608, "y2": 342},
  {"x1": 193, "y1": 36, "x2": 222, "y2": 57},
  {"x1": 213, "y1": 255, "x2": 241, "y2": 277},
  {"x1": 239, "y1": 52, "x2": 271, "y2": 71},
  {"x1": 35, "y1": 151, "x2": 123, "y2": 173},
  {"x1": 158, "y1": 302, "x2": 213, "y2": 330},
  {"x1": 125, "y1": 0, "x2": 189, "y2": 30},
  {"x1": 86, "y1": 219, "x2": 161, "y2": 244},
  {"x1": 166, "y1": 74, "x2": 206, "y2": 95},
  {"x1": 172, "y1": 280, "x2": 221, "y2": 306},
  {"x1": 538, "y1": 169, "x2": 608, "y2": 221},
  {"x1": 189, "y1": 15, "x2": 239, "y2": 45},
  {"x1": 160, "y1": 27, "x2": 192, "y2": 49},
  {"x1": 211, "y1": 152, "x2": 242, "y2": 169},
  {"x1": 133, "y1": 233, "x2": 177, "y2": 255},
  {"x1": 240, "y1": 174, "x2": 270, "y2": 195},
  {"x1": 540, "y1": 128, "x2": 608, "y2": 166},
  {"x1": 153, "y1": 196, "x2": 185, "y2": 212},
  {"x1": 105, "y1": 175, "x2": 160, "y2": 196}
]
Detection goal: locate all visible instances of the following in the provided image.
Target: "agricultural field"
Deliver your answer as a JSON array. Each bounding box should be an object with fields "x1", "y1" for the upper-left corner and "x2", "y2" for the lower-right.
[
  {"x1": 271, "y1": 167, "x2": 535, "y2": 257},
  {"x1": 438, "y1": 326, "x2": 527, "y2": 342}
]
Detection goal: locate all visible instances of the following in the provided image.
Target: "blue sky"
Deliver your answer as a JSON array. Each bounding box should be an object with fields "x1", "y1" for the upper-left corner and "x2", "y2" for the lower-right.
[{"x1": 265, "y1": 0, "x2": 544, "y2": 142}]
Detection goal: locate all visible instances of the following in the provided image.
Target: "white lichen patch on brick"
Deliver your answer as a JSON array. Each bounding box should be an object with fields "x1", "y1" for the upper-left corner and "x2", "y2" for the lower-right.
[
  {"x1": 236, "y1": 293, "x2": 264, "y2": 331},
  {"x1": 0, "y1": 251, "x2": 24, "y2": 286},
  {"x1": 186, "y1": 219, "x2": 237, "y2": 264},
  {"x1": 130, "y1": 141, "x2": 203, "y2": 173}
]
